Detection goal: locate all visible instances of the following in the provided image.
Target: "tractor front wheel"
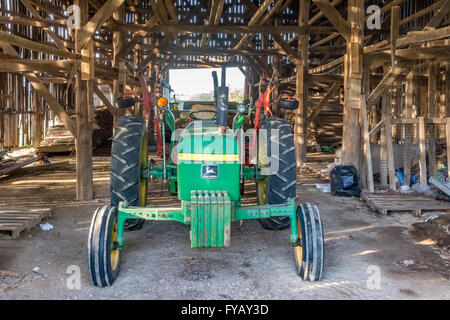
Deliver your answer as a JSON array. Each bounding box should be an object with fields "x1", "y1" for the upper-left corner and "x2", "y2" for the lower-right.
[
  {"x1": 293, "y1": 203, "x2": 324, "y2": 281},
  {"x1": 88, "y1": 205, "x2": 122, "y2": 287}
]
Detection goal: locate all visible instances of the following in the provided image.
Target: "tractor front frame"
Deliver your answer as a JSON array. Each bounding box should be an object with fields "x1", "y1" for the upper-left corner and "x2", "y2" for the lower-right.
[{"x1": 115, "y1": 191, "x2": 298, "y2": 250}]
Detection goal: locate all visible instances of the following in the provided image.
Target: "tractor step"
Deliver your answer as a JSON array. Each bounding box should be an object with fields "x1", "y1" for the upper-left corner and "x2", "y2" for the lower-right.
[{"x1": 190, "y1": 190, "x2": 231, "y2": 248}]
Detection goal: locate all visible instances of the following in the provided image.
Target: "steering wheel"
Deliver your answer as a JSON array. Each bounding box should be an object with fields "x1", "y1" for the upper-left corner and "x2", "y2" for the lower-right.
[{"x1": 188, "y1": 110, "x2": 217, "y2": 120}]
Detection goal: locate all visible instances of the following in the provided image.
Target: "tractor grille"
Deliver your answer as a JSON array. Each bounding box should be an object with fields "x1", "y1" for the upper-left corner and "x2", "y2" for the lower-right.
[{"x1": 189, "y1": 190, "x2": 231, "y2": 248}]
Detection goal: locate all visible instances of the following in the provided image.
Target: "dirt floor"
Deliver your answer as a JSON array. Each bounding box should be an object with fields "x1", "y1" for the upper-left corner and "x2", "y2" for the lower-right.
[{"x1": 0, "y1": 152, "x2": 450, "y2": 299}]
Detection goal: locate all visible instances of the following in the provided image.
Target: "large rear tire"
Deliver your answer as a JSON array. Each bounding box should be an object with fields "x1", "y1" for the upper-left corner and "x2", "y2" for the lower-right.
[
  {"x1": 110, "y1": 116, "x2": 148, "y2": 230},
  {"x1": 257, "y1": 117, "x2": 297, "y2": 230},
  {"x1": 293, "y1": 203, "x2": 324, "y2": 281}
]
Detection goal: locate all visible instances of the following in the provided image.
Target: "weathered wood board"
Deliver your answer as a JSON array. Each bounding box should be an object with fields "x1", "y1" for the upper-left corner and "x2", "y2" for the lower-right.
[
  {"x1": 361, "y1": 192, "x2": 450, "y2": 216},
  {"x1": 0, "y1": 207, "x2": 52, "y2": 239}
]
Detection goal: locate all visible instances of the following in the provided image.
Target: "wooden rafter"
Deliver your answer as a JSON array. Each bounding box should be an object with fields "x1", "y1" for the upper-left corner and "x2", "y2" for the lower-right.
[
  {"x1": 20, "y1": 0, "x2": 69, "y2": 52},
  {"x1": 77, "y1": 0, "x2": 126, "y2": 50},
  {"x1": 311, "y1": 0, "x2": 351, "y2": 42},
  {"x1": 424, "y1": 0, "x2": 450, "y2": 30},
  {"x1": 200, "y1": 0, "x2": 225, "y2": 47},
  {"x1": 307, "y1": 82, "x2": 340, "y2": 125}
]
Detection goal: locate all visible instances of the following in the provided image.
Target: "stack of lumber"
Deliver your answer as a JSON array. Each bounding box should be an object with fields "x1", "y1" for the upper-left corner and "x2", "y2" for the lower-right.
[
  {"x1": 36, "y1": 125, "x2": 75, "y2": 153},
  {"x1": 361, "y1": 192, "x2": 450, "y2": 216},
  {"x1": 0, "y1": 206, "x2": 53, "y2": 239}
]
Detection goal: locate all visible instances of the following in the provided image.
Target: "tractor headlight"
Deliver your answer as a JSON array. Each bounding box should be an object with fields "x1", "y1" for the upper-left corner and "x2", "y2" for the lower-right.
[{"x1": 237, "y1": 104, "x2": 246, "y2": 114}]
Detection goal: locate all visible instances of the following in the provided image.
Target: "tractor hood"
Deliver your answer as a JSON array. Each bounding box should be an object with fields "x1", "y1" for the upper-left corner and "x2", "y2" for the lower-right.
[{"x1": 176, "y1": 120, "x2": 240, "y2": 202}]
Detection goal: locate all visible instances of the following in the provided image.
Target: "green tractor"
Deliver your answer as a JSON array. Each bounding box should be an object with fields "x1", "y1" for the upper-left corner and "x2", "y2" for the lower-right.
[{"x1": 88, "y1": 69, "x2": 324, "y2": 287}]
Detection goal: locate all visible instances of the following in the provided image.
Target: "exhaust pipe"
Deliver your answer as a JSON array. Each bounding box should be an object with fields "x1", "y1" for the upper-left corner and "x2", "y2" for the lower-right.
[{"x1": 215, "y1": 67, "x2": 229, "y2": 127}]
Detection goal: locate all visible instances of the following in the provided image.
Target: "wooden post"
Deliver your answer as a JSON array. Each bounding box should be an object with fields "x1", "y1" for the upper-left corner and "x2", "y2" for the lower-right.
[
  {"x1": 390, "y1": 6, "x2": 400, "y2": 70},
  {"x1": 446, "y1": 63, "x2": 450, "y2": 118},
  {"x1": 447, "y1": 117, "x2": 450, "y2": 180},
  {"x1": 380, "y1": 64, "x2": 389, "y2": 187},
  {"x1": 418, "y1": 116, "x2": 427, "y2": 184},
  {"x1": 113, "y1": 5, "x2": 126, "y2": 127},
  {"x1": 342, "y1": 0, "x2": 363, "y2": 172},
  {"x1": 75, "y1": 0, "x2": 93, "y2": 200},
  {"x1": 244, "y1": 66, "x2": 250, "y2": 101},
  {"x1": 428, "y1": 62, "x2": 438, "y2": 177},
  {"x1": 361, "y1": 96, "x2": 374, "y2": 192},
  {"x1": 403, "y1": 71, "x2": 413, "y2": 186},
  {"x1": 294, "y1": 0, "x2": 309, "y2": 167},
  {"x1": 32, "y1": 89, "x2": 42, "y2": 148},
  {"x1": 147, "y1": 51, "x2": 155, "y2": 145},
  {"x1": 385, "y1": 110, "x2": 396, "y2": 190}
]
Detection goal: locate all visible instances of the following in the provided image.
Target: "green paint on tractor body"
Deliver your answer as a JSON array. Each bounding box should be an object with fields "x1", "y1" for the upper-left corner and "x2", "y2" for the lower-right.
[
  {"x1": 115, "y1": 118, "x2": 301, "y2": 249},
  {"x1": 116, "y1": 193, "x2": 297, "y2": 249},
  {"x1": 177, "y1": 120, "x2": 240, "y2": 202}
]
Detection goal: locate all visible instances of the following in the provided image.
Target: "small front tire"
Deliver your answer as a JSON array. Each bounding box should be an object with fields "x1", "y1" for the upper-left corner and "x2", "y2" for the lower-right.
[
  {"x1": 88, "y1": 205, "x2": 121, "y2": 287},
  {"x1": 293, "y1": 203, "x2": 324, "y2": 281}
]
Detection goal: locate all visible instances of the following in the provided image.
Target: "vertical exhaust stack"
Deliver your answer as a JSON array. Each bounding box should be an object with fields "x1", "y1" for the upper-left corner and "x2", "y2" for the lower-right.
[{"x1": 215, "y1": 67, "x2": 229, "y2": 128}]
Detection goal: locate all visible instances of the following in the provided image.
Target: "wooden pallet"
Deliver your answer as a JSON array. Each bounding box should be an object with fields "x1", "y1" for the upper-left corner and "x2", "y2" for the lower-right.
[
  {"x1": 0, "y1": 207, "x2": 52, "y2": 239},
  {"x1": 361, "y1": 192, "x2": 450, "y2": 216}
]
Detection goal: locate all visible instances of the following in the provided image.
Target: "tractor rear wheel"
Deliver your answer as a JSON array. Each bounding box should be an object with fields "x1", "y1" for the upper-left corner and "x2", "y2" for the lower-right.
[
  {"x1": 294, "y1": 203, "x2": 324, "y2": 281},
  {"x1": 88, "y1": 205, "x2": 121, "y2": 286},
  {"x1": 257, "y1": 117, "x2": 296, "y2": 230},
  {"x1": 110, "y1": 116, "x2": 148, "y2": 230}
]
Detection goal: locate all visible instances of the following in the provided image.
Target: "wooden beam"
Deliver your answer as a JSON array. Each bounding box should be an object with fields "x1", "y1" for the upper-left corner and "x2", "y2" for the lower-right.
[
  {"x1": 369, "y1": 119, "x2": 384, "y2": 139},
  {"x1": 271, "y1": 33, "x2": 300, "y2": 62},
  {"x1": 307, "y1": 74, "x2": 344, "y2": 83},
  {"x1": 367, "y1": 66, "x2": 404, "y2": 107},
  {"x1": 428, "y1": 62, "x2": 438, "y2": 177},
  {"x1": 309, "y1": 56, "x2": 344, "y2": 74},
  {"x1": 122, "y1": 23, "x2": 335, "y2": 34},
  {"x1": 115, "y1": 15, "x2": 159, "y2": 60},
  {"x1": 447, "y1": 118, "x2": 450, "y2": 180},
  {"x1": 309, "y1": 0, "x2": 343, "y2": 25},
  {"x1": 418, "y1": 116, "x2": 427, "y2": 184},
  {"x1": 160, "y1": 45, "x2": 285, "y2": 56},
  {"x1": 200, "y1": 0, "x2": 225, "y2": 47},
  {"x1": 0, "y1": 44, "x2": 76, "y2": 136},
  {"x1": 307, "y1": 83, "x2": 340, "y2": 125},
  {"x1": 0, "y1": 58, "x2": 75, "y2": 73},
  {"x1": 312, "y1": 0, "x2": 351, "y2": 42},
  {"x1": 93, "y1": 84, "x2": 116, "y2": 115},
  {"x1": 403, "y1": 71, "x2": 413, "y2": 186},
  {"x1": 361, "y1": 96, "x2": 374, "y2": 192},
  {"x1": 390, "y1": 6, "x2": 400, "y2": 69},
  {"x1": 77, "y1": 0, "x2": 126, "y2": 49},
  {"x1": 234, "y1": 0, "x2": 285, "y2": 50},
  {"x1": 424, "y1": 0, "x2": 450, "y2": 30},
  {"x1": 0, "y1": 30, "x2": 78, "y2": 60},
  {"x1": 341, "y1": 0, "x2": 363, "y2": 172},
  {"x1": 75, "y1": 0, "x2": 93, "y2": 201},
  {"x1": 20, "y1": 0, "x2": 69, "y2": 52},
  {"x1": 396, "y1": 25, "x2": 450, "y2": 47},
  {"x1": 294, "y1": 0, "x2": 310, "y2": 167},
  {"x1": 385, "y1": 115, "x2": 396, "y2": 190},
  {"x1": 399, "y1": 0, "x2": 444, "y2": 27},
  {"x1": 311, "y1": 32, "x2": 340, "y2": 48}
]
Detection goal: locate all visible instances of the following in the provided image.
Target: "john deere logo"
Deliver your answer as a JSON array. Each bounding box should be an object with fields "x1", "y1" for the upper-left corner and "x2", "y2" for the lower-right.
[{"x1": 201, "y1": 165, "x2": 218, "y2": 179}]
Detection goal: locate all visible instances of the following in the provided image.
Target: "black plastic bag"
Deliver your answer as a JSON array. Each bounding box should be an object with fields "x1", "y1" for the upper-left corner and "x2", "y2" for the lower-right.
[{"x1": 330, "y1": 164, "x2": 361, "y2": 197}]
